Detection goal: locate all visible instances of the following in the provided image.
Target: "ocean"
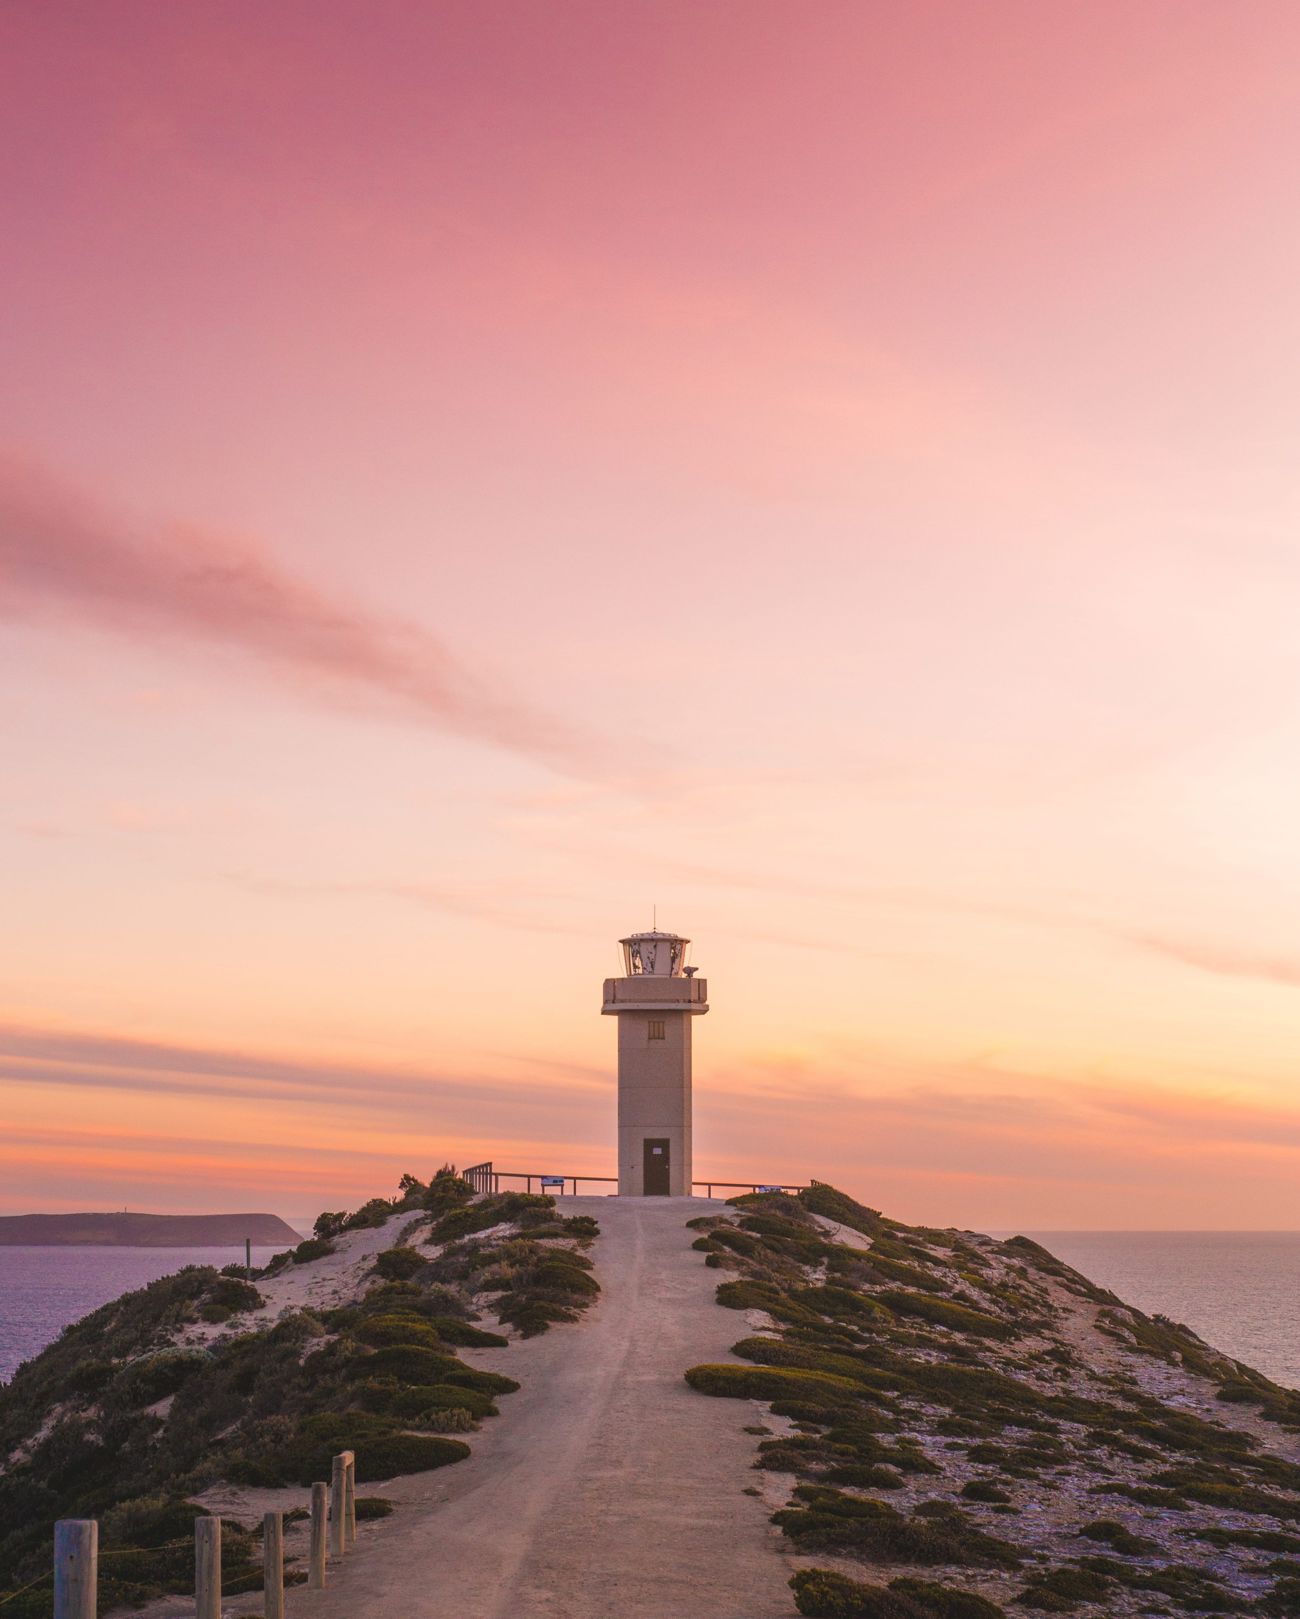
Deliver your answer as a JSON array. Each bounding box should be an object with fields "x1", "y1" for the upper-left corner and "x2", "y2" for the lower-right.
[
  {"x1": 1, "y1": 1232, "x2": 1297, "y2": 1390},
  {"x1": 1016, "y1": 1230, "x2": 1300, "y2": 1391},
  {"x1": 0, "y1": 1246, "x2": 286, "y2": 1383}
]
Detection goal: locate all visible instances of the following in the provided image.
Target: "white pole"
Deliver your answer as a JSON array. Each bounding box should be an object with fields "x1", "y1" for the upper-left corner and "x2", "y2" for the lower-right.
[
  {"x1": 342, "y1": 1451, "x2": 356, "y2": 1547},
  {"x1": 195, "y1": 1517, "x2": 221, "y2": 1619},
  {"x1": 53, "y1": 1520, "x2": 97, "y2": 1619},
  {"x1": 309, "y1": 1483, "x2": 327, "y2": 1589},
  {"x1": 330, "y1": 1455, "x2": 346, "y2": 1560},
  {"x1": 262, "y1": 1512, "x2": 284, "y2": 1619}
]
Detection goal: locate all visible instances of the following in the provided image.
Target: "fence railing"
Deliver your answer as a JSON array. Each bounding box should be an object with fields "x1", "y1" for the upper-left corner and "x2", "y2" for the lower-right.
[
  {"x1": 31, "y1": 1451, "x2": 358, "y2": 1619},
  {"x1": 460, "y1": 1162, "x2": 808, "y2": 1198}
]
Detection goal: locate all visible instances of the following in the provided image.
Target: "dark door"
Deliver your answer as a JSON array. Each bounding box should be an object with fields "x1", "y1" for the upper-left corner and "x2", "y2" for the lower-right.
[{"x1": 643, "y1": 1138, "x2": 670, "y2": 1196}]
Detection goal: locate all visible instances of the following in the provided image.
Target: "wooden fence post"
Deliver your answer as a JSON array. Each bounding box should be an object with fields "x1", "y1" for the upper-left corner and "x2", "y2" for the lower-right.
[
  {"x1": 195, "y1": 1517, "x2": 221, "y2": 1619},
  {"x1": 308, "y1": 1482, "x2": 327, "y2": 1589},
  {"x1": 53, "y1": 1520, "x2": 97, "y2": 1619},
  {"x1": 262, "y1": 1512, "x2": 284, "y2": 1619},
  {"x1": 329, "y1": 1454, "x2": 346, "y2": 1559},
  {"x1": 342, "y1": 1451, "x2": 356, "y2": 1547}
]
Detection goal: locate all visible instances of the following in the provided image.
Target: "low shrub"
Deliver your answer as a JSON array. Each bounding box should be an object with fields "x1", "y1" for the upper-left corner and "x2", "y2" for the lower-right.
[
  {"x1": 889, "y1": 1578, "x2": 1006, "y2": 1617},
  {"x1": 113, "y1": 1350, "x2": 208, "y2": 1407},
  {"x1": 429, "y1": 1316, "x2": 508, "y2": 1348},
  {"x1": 341, "y1": 1197, "x2": 398, "y2": 1232},
  {"x1": 232, "y1": 1411, "x2": 470, "y2": 1485},
  {"x1": 373, "y1": 1247, "x2": 426, "y2": 1282},
  {"x1": 774, "y1": 1488, "x2": 1021, "y2": 1569},
  {"x1": 361, "y1": 1344, "x2": 462, "y2": 1383},
  {"x1": 961, "y1": 1480, "x2": 1010, "y2": 1504},
  {"x1": 291, "y1": 1238, "x2": 336, "y2": 1265},
  {"x1": 422, "y1": 1407, "x2": 476, "y2": 1433},
  {"x1": 422, "y1": 1169, "x2": 473, "y2": 1215},
  {"x1": 875, "y1": 1292, "x2": 1011, "y2": 1339},
  {"x1": 352, "y1": 1315, "x2": 442, "y2": 1350},
  {"x1": 798, "y1": 1185, "x2": 886, "y2": 1238},
  {"x1": 1193, "y1": 1527, "x2": 1300, "y2": 1554},
  {"x1": 354, "y1": 1496, "x2": 394, "y2": 1520},
  {"x1": 1077, "y1": 1519, "x2": 1155, "y2": 1556},
  {"x1": 1016, "y1": 1568, "x2": 1112, "y2": 1611},
  {"x1": 440, "y1": 1366, "x2": 519, "y2": 1395},
  {"x1": 714, "y1": 1279, "x2": 824, "y2": 1326},
  {"x1": 356, "y1": 1380, "x2": 499, "y2": 1422},
  {"x1": 685, "y1": 1363, "x2": 866, "y2": 1410},
  {"x1": 204, "y1": 1277, "x2": 263, "y2": 1313}
]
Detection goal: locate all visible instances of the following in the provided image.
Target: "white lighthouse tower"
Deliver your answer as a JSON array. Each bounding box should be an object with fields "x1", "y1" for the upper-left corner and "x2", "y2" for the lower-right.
[{"x1": 602, "y1": 930, "x2": 708, "y2": 1196}]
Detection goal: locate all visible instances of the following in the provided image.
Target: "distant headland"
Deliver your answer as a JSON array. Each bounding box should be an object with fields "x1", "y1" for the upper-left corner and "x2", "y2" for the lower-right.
[{"x1": 0, "y1": 1211, "x2": 302, "y2": 1246}]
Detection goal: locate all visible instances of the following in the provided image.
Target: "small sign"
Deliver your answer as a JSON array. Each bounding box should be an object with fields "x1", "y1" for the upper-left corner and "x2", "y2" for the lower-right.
[
  {"x1": 757, "y1": 1184, "x2": 781, "y2": 1193},
  {"x1": 540, "y1": 1175, "x2": 565, "y2": 1187}
]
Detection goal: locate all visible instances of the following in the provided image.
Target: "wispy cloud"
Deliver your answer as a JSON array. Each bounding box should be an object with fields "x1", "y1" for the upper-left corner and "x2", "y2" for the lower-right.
[
  {"x1": 0, "y1": 1022, "x2": 606, "y2": 1117},
  {"x1": 1117, "y1": 930, "x2": 1300, "y2": 991},
  {"x1": 0, "y1": 451, "x2": 596, "y2": 771}
]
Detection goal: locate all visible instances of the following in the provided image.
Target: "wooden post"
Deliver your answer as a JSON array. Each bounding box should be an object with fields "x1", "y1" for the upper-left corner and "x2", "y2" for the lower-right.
[
  {"x1": 309, "y1": 1482, "x2": 327, "y2": 1589},
  {"x1": 342, "y1": 1451, "x2": 356, "y2": 1547},
  {"x1": 53, "y1": 1520, "x2": 97, "y2": 1619},
  {"x1": 195, "y1": 1517, "x2": 221, "y2": 1619},
  {"x1": 245, "y1": 1237, "x2": 252, "y2": 1279},
  {"x1": 330, "y1": 1454, "x2": 346, "y2": 1559},
  {"x1": 262, "y1": 1512, "x2": 284, "y2": 1619}
]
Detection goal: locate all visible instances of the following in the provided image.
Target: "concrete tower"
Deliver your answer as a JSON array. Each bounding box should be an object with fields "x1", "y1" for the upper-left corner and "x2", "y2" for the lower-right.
[{"x1": 603, "y1": 930, "x2": 708, "y2": 1196}]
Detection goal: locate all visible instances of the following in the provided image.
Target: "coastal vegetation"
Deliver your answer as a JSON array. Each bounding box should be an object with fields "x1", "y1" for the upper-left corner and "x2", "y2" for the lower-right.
[
  {"x1": 0, "y1": 1170, "x2": 600, "y2": 1618},
  {"x1": 685, "y1": 1186, "x2": 1300, "y2": 1617}
]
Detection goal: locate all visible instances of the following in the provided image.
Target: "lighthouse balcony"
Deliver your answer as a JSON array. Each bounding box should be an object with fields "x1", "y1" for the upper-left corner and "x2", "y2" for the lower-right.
[{"x1": 602, "y1": 975, "x2": 709, "y2": 1015}]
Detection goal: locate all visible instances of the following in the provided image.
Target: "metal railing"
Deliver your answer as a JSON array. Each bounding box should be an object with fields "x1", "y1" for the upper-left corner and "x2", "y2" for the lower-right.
[{"x1": 460, "y1": 1162, "x2": 808, "y2": 1198}]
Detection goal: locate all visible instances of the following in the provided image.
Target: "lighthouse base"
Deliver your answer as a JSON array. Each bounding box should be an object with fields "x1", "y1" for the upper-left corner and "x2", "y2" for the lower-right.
[{"x1": 618, "y1": 1124, "x2": 692, "y2": 1196}]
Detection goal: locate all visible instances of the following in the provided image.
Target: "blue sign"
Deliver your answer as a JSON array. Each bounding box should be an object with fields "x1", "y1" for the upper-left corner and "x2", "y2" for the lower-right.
[
  {"x1": 541, "y1": 1176, "x2": 565, "y2": 1187},
  {"x1": 757, "y1": 1184, "x2": 781, "y2": 1193}
]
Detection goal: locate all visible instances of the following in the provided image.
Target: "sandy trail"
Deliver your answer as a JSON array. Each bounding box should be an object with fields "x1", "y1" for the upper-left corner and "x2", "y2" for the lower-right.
[{"x1": 288, "y1": 1196, "x2": 793, "y2": 1619}]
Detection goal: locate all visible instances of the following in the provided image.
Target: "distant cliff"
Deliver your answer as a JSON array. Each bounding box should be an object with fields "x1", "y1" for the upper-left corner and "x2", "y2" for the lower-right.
[{"x1": 0, "y1": 1211, "x2": 302, "y2": 1246}]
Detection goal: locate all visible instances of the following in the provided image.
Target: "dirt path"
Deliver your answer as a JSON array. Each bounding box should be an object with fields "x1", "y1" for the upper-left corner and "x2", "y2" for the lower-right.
[{"x1": 288, "y1": 1196, "x2": 794, "y2": 1619}]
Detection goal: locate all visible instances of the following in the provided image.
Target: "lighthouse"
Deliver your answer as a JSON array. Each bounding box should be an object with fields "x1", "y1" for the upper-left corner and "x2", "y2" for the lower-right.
[{"x1": 602, "y1": 930, "x2": 709, "y2": 1196}]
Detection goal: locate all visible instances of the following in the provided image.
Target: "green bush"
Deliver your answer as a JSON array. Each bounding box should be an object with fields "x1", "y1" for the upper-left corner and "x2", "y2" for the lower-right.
[
  {"x1": 354, "y1": 1496, "x2": 394, "y2": 1520},
  {"x1": 798, "y1": 1185, "x2": 886, "y2": 1237},
  {"x1": 423, "y1": 1169, "x2": 473, "y2": 1215},
  {"x1": 714, "y1": 1279, "x2": 823, "y2": 1326},
  {"x1": 352, "y1": 1314, "x2": 442, "y2": 1350},
  {"x1": 875, "y1": 1292, "x2": 1011, "y2": 1339},
  {"x1": 361, "y1": 1344, "x2": 461, "y2": 1383},
  {"x1": 430, "y1": 1316, "x2": 509, "y2": 1348},
  {"x1": 1016, "y1": 1568, "x2": 1111, "y2": 1611},
  {"x1": 234, "y1": 1411, "x2": 470, "y2": 1485},
  {"x1": 960, "y1": 1480, "x2": 1010, "y2": 1504},
  {"x1": 358, "y1": 1380, "x2": 498, "y2": 1421},
  {"x1": 889, "y1": 1579, "x2": 1006, "y2": 1617},
  {"x1": 113, "y1": 1350, "x2": 208, "y2": 1407},
  {"x1": 774, "y1": 1488, "x2": 1021, "y2": 1569},
  {"x1": 205, "y1": 1277, "x2": 263, "y2": 1312},
  {"x1": 685, "y1": 1362, "x2": 866, "y2": 1409},
  {"x1": 291, "y1": 1237, "x2": 336, "y2": 1265},
  {"x1": 373, "y1": 1247, "x2": 426, "y2": 1282},
  {"x1": 790, "y1": 1568, "x2": 909, "y2": 1617},
  {"x1": 342, "y1": 1198, "x2": 398, "y2": 1232},
  {"x1": 1077, "y1": 1519, "x2": 1155, "y2": 1556}
]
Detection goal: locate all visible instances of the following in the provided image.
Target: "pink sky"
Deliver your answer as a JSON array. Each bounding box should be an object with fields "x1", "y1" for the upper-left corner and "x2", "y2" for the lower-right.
[{"x1": 4, "y1": 3, "x2": 1300, "y2": 1228}]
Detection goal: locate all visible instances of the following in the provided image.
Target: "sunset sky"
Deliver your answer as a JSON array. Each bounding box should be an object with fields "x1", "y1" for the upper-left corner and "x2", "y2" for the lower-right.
[{"x1": 4, "y1": 2, "x2": 1300, "y2": 1230}]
